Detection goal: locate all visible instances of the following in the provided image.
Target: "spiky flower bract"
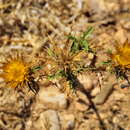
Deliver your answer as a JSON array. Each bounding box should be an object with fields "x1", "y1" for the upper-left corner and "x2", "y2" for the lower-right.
[{"x1": 0, "y1": 53, "x2": 39, "y2": 93}]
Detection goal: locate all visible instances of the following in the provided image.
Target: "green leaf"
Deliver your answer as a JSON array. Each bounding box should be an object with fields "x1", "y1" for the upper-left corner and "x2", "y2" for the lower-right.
[
  {"x1": 71, "y1": 41, "x2": 79, "y2": 53},
  {"x1": 31, "y1": 66, "x2": 42, "y2": 72},
  {"x1": 68, "y1": 27, "x2": 94, "y2": 53},
  {"x1": 47, "y1": 48, "x2": 55, "y2": 57},
  {"x1": 67, "y1": 35, "x2": 78, "y2": 41},
  {"x1": 101, "y1": 60, "x2": 111, "y2": 65},
  {"x1": 68, "y1": 35, "x2": 79, "y2": 53},
  {"x1": 82, "y1": 26, "x2": 94, "y2": 39},
  {"x1": 47, "y1": 70, "x2": 66, "y2": 80},
  {"x1": 80, "y1": 40, "x2": 89, "y2": 51}
]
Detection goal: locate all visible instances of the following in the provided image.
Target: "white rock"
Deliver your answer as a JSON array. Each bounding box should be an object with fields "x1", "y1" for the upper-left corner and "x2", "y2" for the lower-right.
[
  {"x1": 112, "y1": 116, "x2": 120, "y2": 124},
  {"x1": 88, "y1": 0, "x2": 107, "y2": 13},
  {"x1": 35, "y1": 110, "x2": 60, "y2": 130},
  {"x1": 75, "y1": 101, "x2": 88, "y2": 111},
  {"x1": 37, "y1": 87, "x2": 67, "y2": 109},
  {"x1": 63, "y1": 114, "x2": 75, "y2": 129},
  {"x1": 93, "y1": 83, "x2": 114, "y2": 105}
]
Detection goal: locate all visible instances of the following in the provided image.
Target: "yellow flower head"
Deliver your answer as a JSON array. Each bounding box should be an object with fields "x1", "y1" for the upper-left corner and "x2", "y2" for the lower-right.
[
  {"x1": 0, "y1": 54, "x2": 34, "y2": 90},
  {"x1": 111, "y1": 40, "x2": 130, "y2": 68}
]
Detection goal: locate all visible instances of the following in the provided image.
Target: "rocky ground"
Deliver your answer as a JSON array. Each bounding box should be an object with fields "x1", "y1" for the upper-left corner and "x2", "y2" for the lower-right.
[{"x1": 0, "y1": 0, "x2": 130, "y2": 130}]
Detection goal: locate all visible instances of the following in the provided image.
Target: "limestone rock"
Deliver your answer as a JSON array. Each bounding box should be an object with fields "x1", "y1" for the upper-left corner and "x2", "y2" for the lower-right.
[
  {"x1": 37, "y1": 87, "x2": 68, "y2": 109},
  {"x1": 35, "y1": 110, "x2": 60, "y2": 130},
  {"x1": 60, "y1": 113, "x2": 75, "y2": 130}
]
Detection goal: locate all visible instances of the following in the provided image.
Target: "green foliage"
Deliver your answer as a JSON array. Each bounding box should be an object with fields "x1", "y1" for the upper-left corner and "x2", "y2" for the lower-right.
[
  {"x1": 101, "y1": 60, "x2": 112, "y2": 65},
  {"x1": 47, "y1": 70, "x2": 66, "y2": 80},
  {"x1": 31, "y1": 66, "x2": 42, "y2": 72},
  {"x1": 47, "y1": 48, "x2": 56, "y2": 58},
  {"x1": 68, "y1": 26, "x2": 94, "y2": 53}
]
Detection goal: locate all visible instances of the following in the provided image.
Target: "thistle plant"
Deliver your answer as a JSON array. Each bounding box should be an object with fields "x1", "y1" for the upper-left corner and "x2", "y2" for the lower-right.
[
  {"x1": 101, "y1": 40, "x2": 130, "y2": 85},
  {"x1": 111, "y1": 40, "x2": 130, "y2": 68},
  {"x1": 0, "y1": 52, "x2": 39, "y2": 93},
  {"x1": 43, "y1": 27, "x2": 94, "y2": 94}
]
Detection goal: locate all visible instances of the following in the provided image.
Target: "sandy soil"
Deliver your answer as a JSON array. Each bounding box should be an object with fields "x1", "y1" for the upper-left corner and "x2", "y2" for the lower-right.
[{"x1": 0, "y1": 0, "x2": 130, "y2": 130}]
